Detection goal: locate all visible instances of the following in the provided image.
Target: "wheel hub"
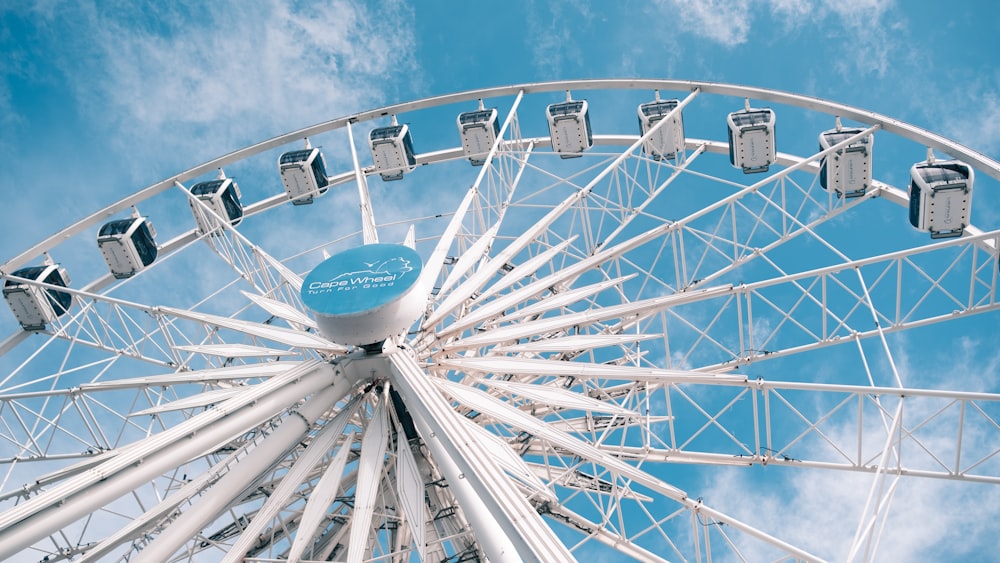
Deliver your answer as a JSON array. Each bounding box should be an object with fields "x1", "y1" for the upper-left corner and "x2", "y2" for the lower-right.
[{"x1": 301, "y1": 243, "x2": 424, "y2": 346}]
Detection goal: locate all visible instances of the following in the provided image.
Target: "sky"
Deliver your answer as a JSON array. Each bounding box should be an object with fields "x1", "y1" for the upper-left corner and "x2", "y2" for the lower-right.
[
  {"x1": 1, "y1": 0, "x2": 998, "y2": 251},
  {"x1": 1, "y1": 1, "x2": 1000, "y2": 560}
]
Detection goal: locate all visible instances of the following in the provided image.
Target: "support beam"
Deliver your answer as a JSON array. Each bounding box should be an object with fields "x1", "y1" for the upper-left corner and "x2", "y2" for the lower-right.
[
  {"x1": 219, "y1": 400, "x2": 359, "y2": 563},
  {"x1": 347, "y1": 389, "x2": 390, "y2": 563},
  {"x1": 0, "y1": 361, "x2": 341, "y2": 560},
  {"x1": 386, "y1": 347, "x2": 576, "y2": 563},
  {"x1": 347, "y1": 121, "x2": 379, "y2": 245},
  {"x1": 136, "y1": 371, "x2": 360, "y2": 562},
  {"x1": 423, "y1": 98, "x2": 685, "y2": 331},
  {"x1": 417, "y1": 91, "x2": 527, "y2": 320}
]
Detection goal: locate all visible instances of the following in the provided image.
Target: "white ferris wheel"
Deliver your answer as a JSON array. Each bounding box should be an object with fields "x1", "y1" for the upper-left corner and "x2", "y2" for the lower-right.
[{"x1": 0, "y1": 79, "x2": 998, "y2": 562}]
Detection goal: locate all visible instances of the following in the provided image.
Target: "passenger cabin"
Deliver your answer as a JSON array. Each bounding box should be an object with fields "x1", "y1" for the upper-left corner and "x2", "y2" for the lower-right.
[
  {"x1": 457, "y1": 108, "x2": 500, "y2": 166},
  {"x1": 97, "y1": 217, "x2": 158, "y2": 278},
  {"x1": 637, "y1": 99, "x2": 684, "y2": 161},
  {"x1": 3, "y1": 264, "x2": 72, "y2": 330},
  {"x1": 189, "y1": 178, "x2": 243, "y2": 234},
  {"x1": 819, "y1": 127, "x2": 873, "y2": 198},
  {"x1": 546, "y1": 100, "x2": 592, "y2": 158},
  {"x1": 727, "y1": 107, "x2": 776, "y2": 173},
  {"x1": 279, "y1": 147, "x2": 330, "y2": 205},
  {"x1": 909, "y1": 159, "x2": 974, "y2": 239},
  {"x1": 369, "y1": 124, "x2": 416, "y2": 181}
]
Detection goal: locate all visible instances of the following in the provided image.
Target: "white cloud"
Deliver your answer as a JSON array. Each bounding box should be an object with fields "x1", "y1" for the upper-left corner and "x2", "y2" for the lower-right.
[
  {"x1": 34, "y1": 0, "x2": 418, "y2": 170},
  {"x1": 697, "y1": 334, "x2": 1000, "y2": 560},
  {"x1": 0, "y1": 0, "x2": 421, "y2": 274},
  {"x1": 0, "y1": 27, "x2": 27, "y2": 153},
  {"x1": 525, "y1": 0, "x2": 591, "y2": 79},
  {"x1": 823, "y1": 0, "x2": 898, "y2": 78},
  {"x1": 826, "y1": 0, "x2": 893, "y2": 19},
  {"x1": 657, "y1": 0, "x2": 754, "y2": 47},
  {"x1": 0, "y1": 0, "x2": 423, "y2": 329},
  {"x1": 647, "y1": 0, "x2": 899, "y2": 79},
  {"x1": 762, "y1": 0, "x2": 899, "y2": 77},
  {"x1": 942, "y1": 86, "x2": 1000, "y2": 161},
  {"x1": 704, "y1": 460, "x2": 1000, "y2": 561},
  {"x1": 767, "y1": 0, "x2": 813, "y2": 19},
  {"x1": 0, "y1": 80, "x2": 15, "y2": 154}
]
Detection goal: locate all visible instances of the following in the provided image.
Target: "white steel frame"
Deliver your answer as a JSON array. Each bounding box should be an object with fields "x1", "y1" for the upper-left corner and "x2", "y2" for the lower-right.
[{"x1": 0, "y1": 79, "x2": 998, "y2": 562}]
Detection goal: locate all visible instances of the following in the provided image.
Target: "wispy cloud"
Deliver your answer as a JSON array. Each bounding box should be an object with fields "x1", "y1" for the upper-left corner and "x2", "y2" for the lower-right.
[
  {"x1": 0, "y1": 24, "x2": 27, "y2": 153},
  {"x1": 0, "y1": 78, "x2": 16, "y2": 155},
  {"x1": 941, "y1": 85, "x2": 1000, "y2": 160},
  {"x1": 656, "y1": 0, "x2": 754, "y2": 47},
  {"x1": 25, "y1": 0, "x2": 419, "y2": 171},
  {"x1": 705, "y1": 460, "x2": 1000, "y2": 560},
  {"x1": 822, "y1": 0, "x2": 898, "y2": 78},
  {"x1": 767, "y1": 0, "x2": 814, "y2": 19},
  {"x1": 0, "y1": 0, "x2": 421, "y2": 268},
  {"x1": 699, "y1": 334, "x2": 1000, "y2": 560},
  {"x1": 525, "y1": 0, "x2": 592, "y2": 79},
  {"x1": 649, "y1": 0, "x2": 899, "y2": 78}
]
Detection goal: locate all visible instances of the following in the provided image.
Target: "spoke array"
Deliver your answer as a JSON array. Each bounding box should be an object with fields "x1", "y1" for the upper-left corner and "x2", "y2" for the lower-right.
[{"x1": 0, "y1": 80, "x2": 997, "y2": 562}]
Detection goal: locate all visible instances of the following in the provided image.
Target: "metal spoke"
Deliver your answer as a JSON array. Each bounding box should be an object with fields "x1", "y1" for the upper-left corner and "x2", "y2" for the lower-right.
[{"x1": 1, "y1": 79, "x2": 997, "y2": 562}]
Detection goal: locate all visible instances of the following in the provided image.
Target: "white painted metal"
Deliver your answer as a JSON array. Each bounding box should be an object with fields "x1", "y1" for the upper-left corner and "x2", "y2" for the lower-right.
[
  {"x1": 220, "y1": 399, "x2": 359, "y2": 562},
  {"x1": 3, "y1": 79, "x2": 997, "y2": 278},
  {"x1": 416, "y1": 92, "x2": 528, "y2": 318},
  {"x1": 479, "y1": 378, "x2": 639, "y2": 415},
  {"x1": 161, "y1": 305, "x2": 342, "y2": 351},
  {"x1": 424, "y1": 105, "x2": 683, "y2": 332},
  {"x1": 77, "y1": 436, "x2": 265, "y2": 562},
  {"x1": 525, "y1": 462, "x2": 652, "y2": 502},
  {"x1": 442, "y1": 272, "x2": 638, "y2": 343},
  {"x1": 242, "y1": 290, "x2": 318, "y2": 330},
  {"x1": 404, "y1": 223, "x2": 416, "y2": 249},
  {"x1": 443, "y1": 284, "x2": 734, "y2": 349},
  {"x1": 132, "y1": 387, "x2": 244, "y2": 415},
  {"x1": 172, "y1": 343, "x2": 300, "y2": 357},
  {"x1": 286, "y1": 432, "x2": 356, "y2": 563},
  {"x1": 432, "y1": 129, "x2": 858, "y2": 338},
  {"x1": 1, "y1": 80, "x2": 998, "y2": 562},
  {"x1": 433, "y1": 377, "x2": 821, "y2": 561},
  {"x1": 134, "y1": 377, "x2": 355, "y2": 562},
  {"x1": 388, "y1": 348, "x2": 575, "y2": 563},
  {"x1": 456, "y1": 411, "x2": 553, "y2": 498},
  {"x1": 76, "y1": 361, "x2": 299, "y2": 390},
  {"x1": 493, "y1": 332, "x2": 659, "y2": 353},
  {"x1": 395, "y1": 426, "x2": 427, "y2": 561},
  {"x1": 478, "y1": 236, "x2": 578, "y2": 302},
  {"x1": 0, "y1": 361, "x2": 339, "y2": 559},
  {"x1": 436, "y1": 222, "x2": 501, "y2": 297},
  {"x1": 347, "y1": 120, "x2": 379, "y2": 245},
  {"x1": 347, "y1": 389, "x2": 390, "y2": 563}
]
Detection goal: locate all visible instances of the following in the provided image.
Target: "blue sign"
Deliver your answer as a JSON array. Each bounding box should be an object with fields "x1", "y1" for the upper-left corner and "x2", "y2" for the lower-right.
[{"x1": 301, "y1": 244, "x2": 422, "y2": 316}]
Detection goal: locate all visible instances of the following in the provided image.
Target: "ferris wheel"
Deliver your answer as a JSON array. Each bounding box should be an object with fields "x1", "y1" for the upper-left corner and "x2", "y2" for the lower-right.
[{"x1": 0, "y1": 79, "x2": 998, "y2": 562}]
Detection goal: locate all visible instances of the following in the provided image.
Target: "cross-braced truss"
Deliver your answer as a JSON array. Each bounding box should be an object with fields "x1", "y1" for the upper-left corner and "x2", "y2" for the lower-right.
[{"x1": 1, "y1": 80, "x2": 998, "y2": 562}]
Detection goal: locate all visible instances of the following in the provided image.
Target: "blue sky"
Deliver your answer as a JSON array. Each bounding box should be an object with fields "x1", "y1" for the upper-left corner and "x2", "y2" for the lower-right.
[
  {"x1": 1, "y1": 1, "x2": 999, "y2": 560},
  {"x1": 2, "y1": 1, "x2": 997, "y2": 248}
]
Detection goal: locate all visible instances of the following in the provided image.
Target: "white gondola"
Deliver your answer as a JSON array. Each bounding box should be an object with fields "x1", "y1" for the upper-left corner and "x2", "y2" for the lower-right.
[
  {"x1": 97, "y1": 216, "x2": 158, "y2": 279},
  {"x1": 369, "y1": 123, "x2": 416, "y2": 181},
  {"x1": 909, "y1": 157, "x2": 974, "y2": 239},
  {"x1": 457, "y1": 107, "x2": 500, "y2": 166},
  {"x1": 727, "y1": 103, "x2": 776, "y2": 174},
  {"x1": 189, "y1": 176, "x2": 243, "y2": 234},
  {"x1": 3, "y1": 264, "x2": 72, "y2": 330},
  {"x1": 279, "y1": 146, "x2": 330, "y2": 205},
  {"x1": 637, "y1": 98, "x2": 684, "y2": 161},
  {"x1": 818, "y1": 124, "x2": 873, "y2": 198},
  {"x1": 546, "y1": 98, "x2": 592, "y2": 158}
]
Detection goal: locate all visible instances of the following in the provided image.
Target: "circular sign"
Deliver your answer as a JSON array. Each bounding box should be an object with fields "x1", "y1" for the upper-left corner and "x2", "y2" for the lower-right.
[{"x1": 301, "y1": 244, "x2": 424, "y2": 345}]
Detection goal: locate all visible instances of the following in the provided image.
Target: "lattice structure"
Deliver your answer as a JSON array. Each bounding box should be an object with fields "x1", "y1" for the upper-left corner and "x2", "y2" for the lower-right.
[{"x1": 0, "y1": 80, "x2": 998, "y2": 562}]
